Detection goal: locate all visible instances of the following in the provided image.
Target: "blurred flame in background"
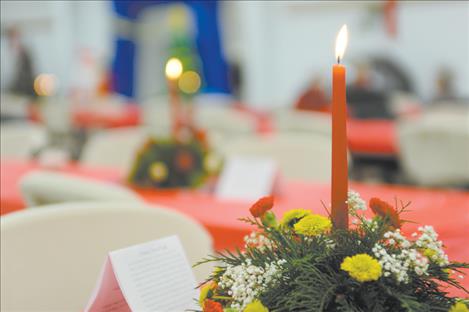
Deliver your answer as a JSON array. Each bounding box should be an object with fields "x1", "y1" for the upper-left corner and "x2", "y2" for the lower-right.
[
  {"x1": 178, "y1": 71, "x2": 201, "y2": 94},
  {"x1": 165, "y1": 58, "x2": 183, "y2": 80},
  {"x1": 33, "y1": 74, "x2": 57, "y2": 96}
]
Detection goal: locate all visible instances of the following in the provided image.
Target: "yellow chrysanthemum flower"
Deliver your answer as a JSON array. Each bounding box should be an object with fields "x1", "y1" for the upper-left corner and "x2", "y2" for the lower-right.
[
  {"x1": 280, "y1": 209, "x2": 312, "y2": 228},
  {"x1": 423, "y1": 248, "x2": 437, "y2": 259},
  {"x1": 149, "y1": 161, "x2": 168, "y2": 182},
  {"x1": 449, "y1": 302, "x2": 469, "y2": 312},
  {"x1": 341, "y1": 254, "x2": 382, "y2": 282},
  {"x1": 293, "y1": 214, "x2": 332, "y2": 236},
  {"x1": 244, "y1": 300, "x2": 269, "y2": 312},
  {"x1": 198, "y1": 281, "x2": 217, "y2": 305}
]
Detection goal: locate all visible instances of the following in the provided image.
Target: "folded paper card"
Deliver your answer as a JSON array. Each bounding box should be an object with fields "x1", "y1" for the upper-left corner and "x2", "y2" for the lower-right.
[
  {"x1": 85, "y1": 236, "x2": 199, "y2": 312},
  {"x1": 215, "y1": 156, "x2": 279, "y2": 201}
]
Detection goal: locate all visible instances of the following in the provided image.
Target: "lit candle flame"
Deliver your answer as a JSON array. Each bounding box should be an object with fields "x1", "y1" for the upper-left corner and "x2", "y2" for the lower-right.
[
  {"x1": 335, "y1": 24, "x2": 348, "y2": 64},
  {"x1": 165, "y1": 58, "x2": 183, "y2": 80}
]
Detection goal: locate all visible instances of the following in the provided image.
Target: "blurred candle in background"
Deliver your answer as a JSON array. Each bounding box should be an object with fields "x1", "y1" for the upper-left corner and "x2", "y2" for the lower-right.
[
  {"x1": 165, "y1": 58, "x2": 183, "y2": 136},
  {"x1": 331, "y1": 25, "x2": 349, "y2": 230}
]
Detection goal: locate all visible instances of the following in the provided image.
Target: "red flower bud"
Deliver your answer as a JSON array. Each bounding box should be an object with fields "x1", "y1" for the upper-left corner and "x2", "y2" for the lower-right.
[
  {"x1": 369, "y1": 197, "x2": 401, "y2": 229},
  {"x1": 249, "y1": 196, "x2": 274, "y2": 218},
  {"x1": 203, "y1": 299, "x2": 223, "y2": 312}
]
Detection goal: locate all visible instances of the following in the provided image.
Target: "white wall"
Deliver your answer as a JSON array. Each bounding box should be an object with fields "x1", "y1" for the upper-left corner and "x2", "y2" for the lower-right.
[
  {"x1": 223, "y1": 1, "x2": 469, "y2": 108},
  {"x1": 0, "y1": 0, "x2": 112, "y2": 94},
  {"x1": 2, "y1": 1, "x2": 468, "y2": 106}
]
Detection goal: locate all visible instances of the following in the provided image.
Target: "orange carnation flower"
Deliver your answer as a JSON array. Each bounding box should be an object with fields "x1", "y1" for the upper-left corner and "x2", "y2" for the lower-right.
[
  {"x1": 203, "y1": 299, "x2": 223, "y2": 312},
  {"x1": 175, "y1": 151, "x2": 194, "y2": 172},
  {"x1": 249, "y1": 196, "x2": 274, "y2": 218},
  {"x1": 194, "y1": 128, "x2": 208, "y2": 146},
  {"x1": 369, "y1": 197, "x2": 401, "y2": 229}
]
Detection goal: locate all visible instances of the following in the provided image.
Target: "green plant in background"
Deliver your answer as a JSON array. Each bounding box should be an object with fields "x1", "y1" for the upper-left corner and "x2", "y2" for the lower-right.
[{"x1": 167, "y1": 4, "x2": 203, "y2": 98}]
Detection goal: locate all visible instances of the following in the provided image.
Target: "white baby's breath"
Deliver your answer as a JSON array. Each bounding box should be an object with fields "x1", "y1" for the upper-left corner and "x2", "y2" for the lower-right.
[
  {"x1": 219, "y1": 259, "x2": 286, "y2": 310},
  {"x1": 244, "y1": 231, "x2": 274, "y2": 251},
  {"x1": 347, "y1": 190, "x2": 367, "y2": 214}
]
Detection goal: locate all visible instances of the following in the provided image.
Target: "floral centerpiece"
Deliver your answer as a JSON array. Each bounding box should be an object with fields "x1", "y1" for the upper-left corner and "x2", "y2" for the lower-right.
[
  {"x1": 127, "y1": 128, "x2": 221, "y2": 189},
  {"x1": 197, "y1": 192, "x2": 468, "y2": 312}
]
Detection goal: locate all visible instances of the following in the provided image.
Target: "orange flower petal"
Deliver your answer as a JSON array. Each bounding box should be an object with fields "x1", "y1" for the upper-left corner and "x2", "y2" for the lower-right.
[
  {"x1": 369, "y1": 197, "x2": 401, "y2": 228},
  {"x1": 203, "y1": 299, "x2": 223, "y2": 312},
  {"x1": 249, "y1": 196, "x2": 274, "y2": 218}
]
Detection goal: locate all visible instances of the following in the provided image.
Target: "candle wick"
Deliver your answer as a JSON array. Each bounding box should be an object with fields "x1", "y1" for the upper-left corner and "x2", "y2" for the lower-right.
[{"x1": 337, "y1": 56, "x2": 341, "y2": 64}]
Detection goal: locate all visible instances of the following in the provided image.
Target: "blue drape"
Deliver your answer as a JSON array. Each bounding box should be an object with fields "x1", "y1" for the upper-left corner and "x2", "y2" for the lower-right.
[{"x1": 111, "y1": 0, "x2": 230, "y2": 98}]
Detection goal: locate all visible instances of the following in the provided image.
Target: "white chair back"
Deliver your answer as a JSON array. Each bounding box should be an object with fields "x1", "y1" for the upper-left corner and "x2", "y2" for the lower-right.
[
  {"x1": 273, "y1": 108, "x2": 332, "y2": 136},
  {"x1": 0, "y1": 121, "x2": 47, "y2": 159},
  {"x1": 20, "y1": 171, "x2": 141, "y2": 207},
  {"x1": 141, "y1": 95, "x2": 173, "y2": 136},
  {"x1": 80, "y1": 127, "x2": 149, "y2": 172},
  {"x1": 220, "y1": 132, "x2": 333, "y2": 182},
  {"x1": 1, "y1": 202, "x2": 213, "y2": 311},
  {"x1": 398, "y1": 109, "x2": 469, "y2": 186},
  {"x1": 0, "y1": 93, "x2": 30, "y2": 119},
  {"x1": 195, "y1": 105, "x2": 256, "y2": 136},
  {"x1": 39, "y1": 97, "x2": 72, "y2": 134}
]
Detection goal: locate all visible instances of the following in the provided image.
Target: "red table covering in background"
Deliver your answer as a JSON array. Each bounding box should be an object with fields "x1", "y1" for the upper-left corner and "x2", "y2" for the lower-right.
[
  {"x1": 1, "y1": 159, "x2": 467, "y2": 253},
  {"x1": 28, "y1": 101, "x2": 397, "y2": 156},
  {"x1": 28, "y1": 103, "x2": 141, "y2": 129},
  {"x1": 1, "y1": 159, "x2": 468, "y2": 296},
  {"x1": 347, "y1": 118, "x2": 398, "y2": 156},
  {"x1": 242, "y1": 106, "x2": 398, "y2": 156},
  {"x1": 72, "y1": 104, "x2": 140, "y2": 128}
]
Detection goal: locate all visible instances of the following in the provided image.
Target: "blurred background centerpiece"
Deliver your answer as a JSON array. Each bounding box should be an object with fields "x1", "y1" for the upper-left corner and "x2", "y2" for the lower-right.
[{"x1": 1, "y1": 0, "x2": 468, "y2": 188}]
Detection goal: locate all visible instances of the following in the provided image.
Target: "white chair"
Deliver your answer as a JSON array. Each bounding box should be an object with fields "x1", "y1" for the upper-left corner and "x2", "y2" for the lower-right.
[
  {"x1": 141, "y1": 95, "x2": 173, "y2": 136},
  {"x1": 20, "y1": 170, "x2": 142, "y2": 207},
  {"x1": 142, "y1": 96, "x2": 255, "y2": 152},
  {"x1": 1, "y1": 202, "x2": 214, "y2": 311},
  {"x1": 0, "y1": 121, "x2": 47, "y2": 159},
  {"x1": 143, "y1": 97, "x2": 255, "y2": 135},
  {"x1": 80, "y1": 127, "x2": 149, "y2": 172},
  {"x1": 195, "y1": 104, "x2": 256, "y2": 136},
  {"x1": 220, "y1": 132, "x2": 334, "y2": 182},
  {"x1": 0, "y1": 93, "x2": 31, "y2": 120},
  {"x1": 273, "y1": 108, "x2": 332, "y2": 137},
  {"x1": 398, "y1": 109, "x2": 469, "y2": 186},
  {"x1": 39, "y1": 97, "x2": 72, "y2": 134}
]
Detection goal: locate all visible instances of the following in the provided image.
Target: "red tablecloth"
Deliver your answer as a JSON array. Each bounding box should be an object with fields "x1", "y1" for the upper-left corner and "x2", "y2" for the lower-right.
[
  {"x1": 28, "y1": 104, "x2": 141, "y2": 129},
  {"x1": 246, "y1": 108, "x2": 398, "y2": 156},
  {"x1": 2, "y1": 159, "x2": 467, "y2": 252},
  {"x1": 347, "y1": 118, "x2": 398, "y2": 156},
  {"x1": 28, "y1": 102, "x2": 397, "y2": 155},
  {"x1": 0, "y1": 160, "x2": 124, "y2": 215},
  {"x1": 1, "y1": 159, "x2": 467, "y2": 295},
  {"x1": 72, "y1": 104, "x2": 140, "y2": 128}
]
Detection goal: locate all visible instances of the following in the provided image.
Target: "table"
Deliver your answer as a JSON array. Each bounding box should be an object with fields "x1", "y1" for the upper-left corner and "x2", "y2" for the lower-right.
[
  {"x1": 28, "y1": 102, "x2": 141, "y2": 129},
  {"x1": 247, "y1": 108, "x2": 398, "y2": 156},
  {"x1": 347, "y1": 118, "x2": 397, "y2": 156},
  {"x1": 28, "y1": 99, "x2": 397, "y2": 156},
  {"x1": 1, "y1": 159, "x2": 468, "y2": 295},
  {"x1": 2, "y1": 159, "x2": 467, "y2": 250}
]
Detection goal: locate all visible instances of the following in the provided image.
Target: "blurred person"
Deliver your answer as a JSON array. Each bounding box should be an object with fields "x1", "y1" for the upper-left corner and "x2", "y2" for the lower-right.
[
  {"x1": 347, "y1": 62, "x2": 392, "y2": 119},
  {"x1": 5, "y1": 26, "x2": 35, "y2": 97},
  {"x1": 294, "y1": 77, "x2": 330, "y2": 113},
  {"x1": 433, "y1": 67, "x2": 456, "y2": 102}
]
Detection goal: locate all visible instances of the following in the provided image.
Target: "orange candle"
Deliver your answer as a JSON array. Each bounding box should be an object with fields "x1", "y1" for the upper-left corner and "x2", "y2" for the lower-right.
[
  {"x1": 165, "y1": 58, "x2": 183, "y2": 137},
  {"x1": 331, "y1": 25, "x2": 349, "y2": 230}
]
